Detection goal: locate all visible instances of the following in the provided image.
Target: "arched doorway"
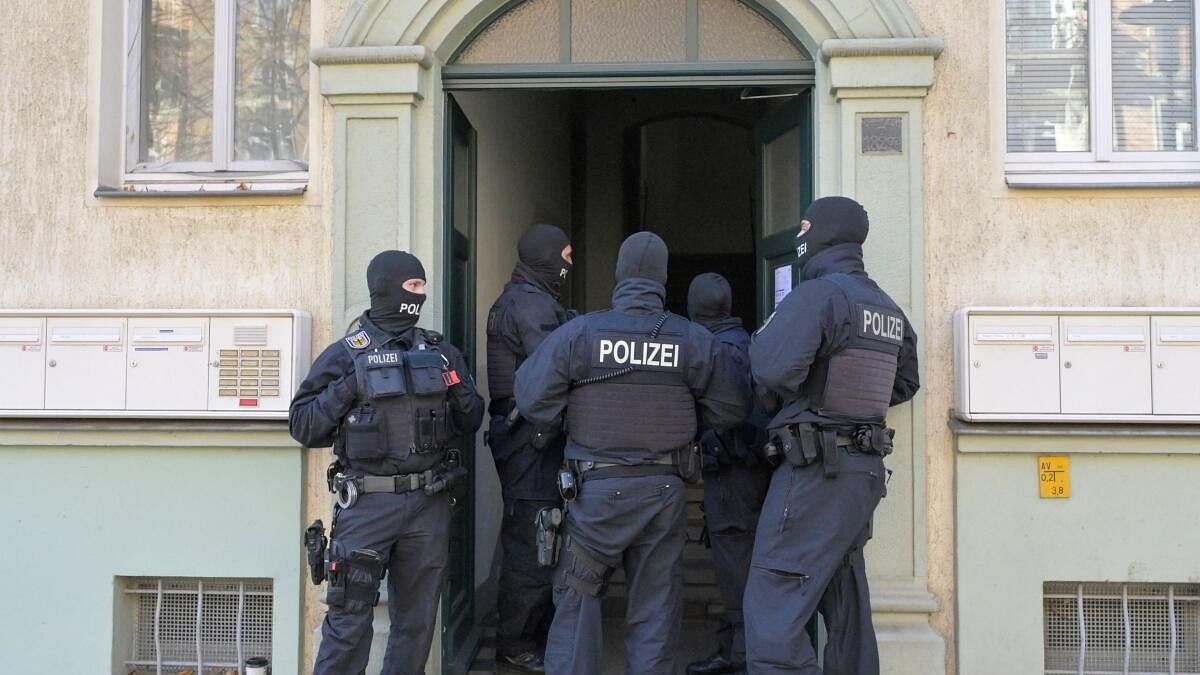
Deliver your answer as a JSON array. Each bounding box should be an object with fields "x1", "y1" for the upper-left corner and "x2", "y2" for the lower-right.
[{"x1": 315, "y1": 1, "x2": 942, "y2": 673}]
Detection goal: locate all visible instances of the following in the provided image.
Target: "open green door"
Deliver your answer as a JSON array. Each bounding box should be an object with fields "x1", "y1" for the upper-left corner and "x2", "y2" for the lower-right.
[
  {"x1": 755, "y1": 92, "x2": 813, "y2": 324},
  {"x1": 442, "y1": 94, "x2": 479, "y2": 675}
]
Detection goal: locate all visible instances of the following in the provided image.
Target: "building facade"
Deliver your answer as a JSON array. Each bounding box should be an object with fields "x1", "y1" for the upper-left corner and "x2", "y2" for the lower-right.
[{"x1": 1, "y1": 1, "x2": 1198, "y2": 674}]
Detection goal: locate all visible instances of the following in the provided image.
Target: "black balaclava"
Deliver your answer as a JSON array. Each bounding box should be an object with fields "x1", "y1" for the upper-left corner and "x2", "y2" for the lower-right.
[
  {"x1": 795, "y1": 196, "x2": 869, "y2": 269},
  {"x1": 366, "y1": 250, "x2": 427, "y2": 334},
  {"x1": 687, "y1": 273, "x2": 740, "y2": 333},
  {"x1": 516, "y1": 223, "x2": 571, "y2": 297},
  {"x1": 615, "y1": 231, "x2": 669, "y2": 285}
]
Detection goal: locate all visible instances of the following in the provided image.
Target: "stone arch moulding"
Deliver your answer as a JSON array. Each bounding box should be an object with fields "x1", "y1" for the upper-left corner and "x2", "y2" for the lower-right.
[
  {"x1": 316, "y1": 3, "x2": 947, "y2": 675},
  {"x1": 333, "y1": 0, "x2": 929, "y2": 54}
]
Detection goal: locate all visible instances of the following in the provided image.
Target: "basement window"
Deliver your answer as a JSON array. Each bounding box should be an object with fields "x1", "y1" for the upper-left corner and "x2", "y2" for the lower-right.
[
  {"x1": 117, "y1": 577, "x2": 272, "y2": 674},
  {"x1": 1044, "y1": 581, "x2": 1200, "y2": 674}
]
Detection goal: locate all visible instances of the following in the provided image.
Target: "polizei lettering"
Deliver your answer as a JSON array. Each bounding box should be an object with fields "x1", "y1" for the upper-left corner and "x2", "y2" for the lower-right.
[
  {"x1": 597, "y1": 339, "x2": 681, "y2": 369},
  {"x1": 859, "y1": 305, "x2": 904, "y2": 344},
  {"x1": 367, "y1": 351, "x2": 401, "y2": 365}
]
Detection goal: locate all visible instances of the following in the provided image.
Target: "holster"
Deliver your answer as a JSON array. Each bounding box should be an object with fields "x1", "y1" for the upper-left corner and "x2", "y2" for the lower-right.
[
  {"x1": 851, "y1": 424, "x2": 895, "y2": 456},
  {"x1": 774, "y1": 424, "x2": 820, "y2": 467},
  {"x1": 534, "y1": 507, "x2": 564, "y2": 568},
  {"x1": 673, "y1": 442, "x2": 702, "y2": 484},
  {"x1": 820, "y1": 428, "x2": 840, "y2": 478},
  {"x1": 304, "y1": 520, "x2": 327, "y2": 585},
  {"x1": 325, "y1": 547, "x2": 385, "y2": 611}
]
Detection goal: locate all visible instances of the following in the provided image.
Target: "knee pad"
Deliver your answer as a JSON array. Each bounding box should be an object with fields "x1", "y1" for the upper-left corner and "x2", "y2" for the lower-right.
[{"x1": 325, "y1": 542, "x2": 385, "y2": 612}]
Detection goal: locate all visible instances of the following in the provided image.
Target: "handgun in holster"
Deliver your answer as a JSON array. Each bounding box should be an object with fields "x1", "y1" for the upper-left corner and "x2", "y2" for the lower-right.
[
  {"x1": 534, "y1": 506, "x2": 564, "y2": 568},
  {"x1": 673, "y1": 442, "x2": 703, "y2": 484},
  {"x1": 304, "y1": 520, "x2": 327, "y2": 585}
]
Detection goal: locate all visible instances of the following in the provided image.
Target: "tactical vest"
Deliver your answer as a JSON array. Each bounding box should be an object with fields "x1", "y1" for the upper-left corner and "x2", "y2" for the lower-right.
[
  {"x1": 486, "y1": 284, "x2": 569, "y2": 411},
  {"x1": 337, "y1": 330, "x2": 454, "y2": 475},
  {"x1": 803, "y1": 273, "x2": 904, "y2": 423},
  {"x1": 566, "y1": 311, "x2": 695, "y2": 459}
]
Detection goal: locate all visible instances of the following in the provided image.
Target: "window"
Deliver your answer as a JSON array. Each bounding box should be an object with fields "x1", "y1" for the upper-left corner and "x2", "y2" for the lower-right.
[
  {"x1": 1006, "y1": 0, "x2": 1200, "y2": 186},
  {"x1": 1043, "y1": 581, "x2": 1200, "y2": 674},
  {"x1": 121, "y1": 0, "x2": 309, "y2": 188},
  {"x1": 118, "y1": 577, "x2": 273, "y2": 674}
]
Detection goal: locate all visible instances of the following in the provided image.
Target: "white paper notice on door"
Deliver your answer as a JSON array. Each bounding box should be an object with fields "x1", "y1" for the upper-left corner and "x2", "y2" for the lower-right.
[{"x1": 774, "y1": 264, "x2": 793, "y2": 309}]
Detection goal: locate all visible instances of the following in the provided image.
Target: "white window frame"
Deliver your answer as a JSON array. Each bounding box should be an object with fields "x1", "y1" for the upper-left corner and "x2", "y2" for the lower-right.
[
  {"x1": 1005, "y1": 0, "x2": 1200, "y2": 187},
  {"x1": 121, "y1": 0, "x2": 308, "y2": 189}
]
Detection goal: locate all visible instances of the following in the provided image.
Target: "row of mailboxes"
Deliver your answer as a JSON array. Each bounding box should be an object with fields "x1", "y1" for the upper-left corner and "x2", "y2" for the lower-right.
[
  {"x1": 954, "y1": 308, "x2": 1200, "y2": 422},
  {"x1": 0, "y1": 310, "x2": 311, "y2": 418}
]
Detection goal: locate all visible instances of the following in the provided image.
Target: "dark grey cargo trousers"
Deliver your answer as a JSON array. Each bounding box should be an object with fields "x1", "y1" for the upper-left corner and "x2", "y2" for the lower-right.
[
  {"x1": 544, "y1": 473, "x2": 687, "y2": 675},
  {"x1": 313, "y1": 490, "x2": 450, "y2": 675},
  {"x1": 702, "y1": 461, "x2": 772, "y2": 664},
  {"x1": 743, "y1": 448, "x2": 886, "y2": 675}
]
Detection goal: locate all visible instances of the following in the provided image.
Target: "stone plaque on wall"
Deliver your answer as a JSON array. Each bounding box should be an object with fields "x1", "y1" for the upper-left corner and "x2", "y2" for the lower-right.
[{"x1": 861, "y1": 116, "x2": 903, "y2": 154}]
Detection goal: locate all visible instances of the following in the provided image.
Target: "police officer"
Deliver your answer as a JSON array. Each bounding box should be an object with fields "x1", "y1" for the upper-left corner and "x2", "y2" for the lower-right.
[
  {"x1": 485, "y1": 224, "x2": 575, "y2": 672},
  {"x1": 289, "y1": 250, "x2": 484, "y2": 675},
  {"x1": 743, "y1": 197, "x2": 919, "y2": 675},
  {"x1": 684, "y1": 273, "x2": 771, "y2": 675},
  {"x1": 514, "y1": 232, "x2": 749, "y2": 675}
]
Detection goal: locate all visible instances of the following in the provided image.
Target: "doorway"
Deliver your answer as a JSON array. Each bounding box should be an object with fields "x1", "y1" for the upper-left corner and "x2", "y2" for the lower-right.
[{"x1": 445, "y1": 84, "x2": 812, "y2": 671}]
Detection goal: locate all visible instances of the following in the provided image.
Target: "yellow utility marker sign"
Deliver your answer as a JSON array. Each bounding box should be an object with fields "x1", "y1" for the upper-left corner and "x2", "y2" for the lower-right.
[{"x1": 1039, "y1": 456, "x2": 1070, "y2": 499}]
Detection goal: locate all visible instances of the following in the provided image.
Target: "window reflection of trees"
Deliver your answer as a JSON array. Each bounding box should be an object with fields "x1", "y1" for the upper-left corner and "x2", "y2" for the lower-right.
[
  {"x1": 235, "y1": 0, "x2": 310, "y2": 163},
  {"x1": 141, "y1": 0, "x2": 309, "y2": 168}
]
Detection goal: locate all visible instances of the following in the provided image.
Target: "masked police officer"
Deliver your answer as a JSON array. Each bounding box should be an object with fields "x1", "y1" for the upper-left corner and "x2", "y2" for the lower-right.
[
  {"x1": 684, "y1": 273, "x2": 771, "y2": 675},
  {"x1": 289, "y1": 250, "x2": 484, "y2": 675},
  {"x1": 743, "y1": 197, "x2": 919, "y2": 675},
  {"x1": 486, "y1": 224, "x2": 575, "y2": 672},
  {"x1": 514, "y1": 231, "x2": 749, "y2": 675}
]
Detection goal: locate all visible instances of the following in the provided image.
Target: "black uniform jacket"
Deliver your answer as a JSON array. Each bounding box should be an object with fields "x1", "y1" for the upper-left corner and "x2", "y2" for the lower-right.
[
  {"x1": 513, "y1": 277, "x2": 749, "y2": 462},
  {"x1": 288, "y1": 313, "x2": 484, "y2": 450},
  {"x1": 750, "y1": 244, "x2": 919, "y2": 429}
]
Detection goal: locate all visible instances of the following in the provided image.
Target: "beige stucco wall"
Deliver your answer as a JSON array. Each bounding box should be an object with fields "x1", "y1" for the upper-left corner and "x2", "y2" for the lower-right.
[
  {"x1": 911, "y1": 0, "x2": 1200, "y2": 672},
  {"x1": 0, "y1": 2, "x2": 346, "y2": 671}
]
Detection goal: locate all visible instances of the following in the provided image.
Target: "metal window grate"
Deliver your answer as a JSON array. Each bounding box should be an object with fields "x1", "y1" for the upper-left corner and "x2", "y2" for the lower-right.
[
  {"x1": 1045, "y1": 581, "x2": 1200, "y2": 675},
  {"x1": 121, "y1": 577, "x2": 272, "y2": 674}
]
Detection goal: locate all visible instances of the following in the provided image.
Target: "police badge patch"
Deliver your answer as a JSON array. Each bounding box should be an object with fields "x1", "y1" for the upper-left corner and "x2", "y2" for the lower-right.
[{"x1": 344, "y1": 330, "x2": 371, "y2": 349}]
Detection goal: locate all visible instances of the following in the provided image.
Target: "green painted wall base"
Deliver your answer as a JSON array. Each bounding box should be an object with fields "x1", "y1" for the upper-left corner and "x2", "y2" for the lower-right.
[
  {"x1": 956, "y1": 425, "x2": 1200, "y2": 675},
  {"x1": 0, "y1": 422, "x2": 303, "y2": 675}
]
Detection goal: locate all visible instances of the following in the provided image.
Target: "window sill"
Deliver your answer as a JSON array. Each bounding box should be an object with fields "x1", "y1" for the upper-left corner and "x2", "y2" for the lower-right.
[
  {"x1": 1005, "y1": 169, "x2": 1200, "y2": 189},
  {"x1": 95, "y1": 175, "x2": 308, "y2": 198}
]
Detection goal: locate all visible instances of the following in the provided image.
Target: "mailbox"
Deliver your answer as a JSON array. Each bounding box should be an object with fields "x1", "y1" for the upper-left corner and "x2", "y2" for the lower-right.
[
  {"x1": 965, "y1": 314, "x2": 1059, "y2": 414},
  {"x1": 0, "y1": 317, "x2": 45, "y2": 410},
  {"x1": 1151, "y1": 316, "x2": 1200, "y2": 415},
  {"x1": 126, "y1": 318, "x2": 209, "y2": 411},
  {"x1": 0, "y1": 310, "x2": 310, "y2": 419},
  {"x1": 1059, "y1": 315, "x2": 1151, "y2": 415},
  {"x1": 45, "y1": 318, "x2": 127, "y2": 410},
  {"x1": 955, "y1": 308, "x2": 1200, "y2": 423}
]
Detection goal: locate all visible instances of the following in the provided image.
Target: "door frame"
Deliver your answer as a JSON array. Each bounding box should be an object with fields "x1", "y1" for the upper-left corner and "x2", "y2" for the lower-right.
[{"x1": 441, "y1": 94, "x2": 480, "y2": 675}]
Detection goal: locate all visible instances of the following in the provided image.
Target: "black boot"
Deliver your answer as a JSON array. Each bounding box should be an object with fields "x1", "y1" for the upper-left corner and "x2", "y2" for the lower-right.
[
  {"x1": 686, "y1": 652, "x2": 745, "y2": 675},
  {"x1": 497, "y1": 650, "x2": 546, "y2": 674}
]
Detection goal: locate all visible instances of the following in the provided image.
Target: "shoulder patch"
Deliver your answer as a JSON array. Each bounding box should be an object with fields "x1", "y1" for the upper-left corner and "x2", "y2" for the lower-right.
[
  {"x1": 422, "y1": 329, "x2": 444, "y2": 346},
  {"x1": 344, "y1": 330, "x2": 371, "y2": 350}
]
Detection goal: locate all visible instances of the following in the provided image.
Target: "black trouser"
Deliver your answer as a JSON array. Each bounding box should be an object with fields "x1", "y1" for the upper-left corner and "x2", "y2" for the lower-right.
[
  {"x1": 545, "y1": 473, "x2": 687, "y2": 675},
  {"x1": 489, "y1": 414, "x2": 563, "y2": 657},
  {"x1": 497, "y1": 497, "x2": 559, "y2": 655},
  {"x1": 702, "y1": 461, "x2": 772, "y2": 664},
  {"x1": 743, "y1": 447, "x2": 886, "y2": 675},
  {"x1": 313, "y1": 490, "x2": 450, "y2": 675}
]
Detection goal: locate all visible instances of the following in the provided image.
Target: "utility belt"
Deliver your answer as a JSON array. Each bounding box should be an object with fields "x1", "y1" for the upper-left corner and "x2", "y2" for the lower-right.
[
  {"x1": 558, "y1": 443, "x2": 700, "y2": 500},
  {"x1": 329, "y1": 452, "x2": 467, "y2": 509},
  {"x1": 763, "y1": 423, "x2": 894, "y2": 478}
]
